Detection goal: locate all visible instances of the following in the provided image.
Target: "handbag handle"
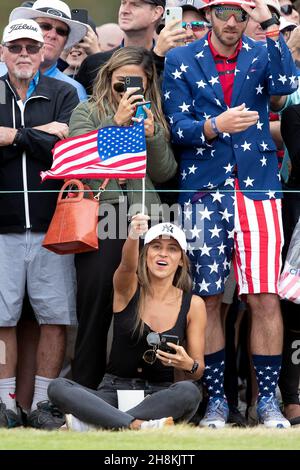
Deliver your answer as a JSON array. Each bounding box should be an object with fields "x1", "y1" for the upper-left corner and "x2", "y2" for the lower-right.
[{"x1": 57, "y1": 179, "x2": 94, "y2": 203}]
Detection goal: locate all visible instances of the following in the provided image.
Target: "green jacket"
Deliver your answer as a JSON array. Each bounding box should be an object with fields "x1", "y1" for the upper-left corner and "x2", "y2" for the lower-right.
[{"x1": 69, "y1": 101, "x2": 177, "y2": 218}]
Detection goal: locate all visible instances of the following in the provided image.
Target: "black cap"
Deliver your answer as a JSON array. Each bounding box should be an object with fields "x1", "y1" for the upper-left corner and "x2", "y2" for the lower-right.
[{"x1": 143, "y1": 0, "x2": 166, "y2": 7}]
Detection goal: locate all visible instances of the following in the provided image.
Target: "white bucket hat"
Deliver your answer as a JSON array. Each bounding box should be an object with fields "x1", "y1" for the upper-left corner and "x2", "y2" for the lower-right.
[
  {"x1": 144, "y1": 223, "x2": 187, "y2": 252},
  {"x1": 9, "y1": 0, "x2": 88, "y2": 49},
  {"x1": 2, "y1": 19, "x2": 44, "y2": 44}
]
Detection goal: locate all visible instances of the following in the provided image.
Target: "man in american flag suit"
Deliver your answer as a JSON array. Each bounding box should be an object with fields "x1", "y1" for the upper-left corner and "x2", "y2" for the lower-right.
[{"x1": 163, "y1": 0, "x2": 298, "y2": 428}]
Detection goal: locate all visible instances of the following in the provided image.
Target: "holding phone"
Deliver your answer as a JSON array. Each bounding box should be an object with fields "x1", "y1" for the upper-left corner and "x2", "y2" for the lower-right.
[
  {"x1": 158, "y1": 334, "x2": 179, "y2": 354},
  {"x1": 134, "y1": 101, "x2": 151, "y2": 121},
  {"x1": 165, "y1": 6, "x2": 183, "y2": 31},
  {"x1": 71, "y1": 8, "x2": 88, "y2": 24},
  {"x1": 124, "y1": 76, "x2": 144, "y2": 96}
]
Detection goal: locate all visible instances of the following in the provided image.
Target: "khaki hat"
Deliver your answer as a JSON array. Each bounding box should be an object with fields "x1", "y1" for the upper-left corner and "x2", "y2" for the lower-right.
[{"x1": 2, "y1": 19, "x2": 44, "y2": 44}]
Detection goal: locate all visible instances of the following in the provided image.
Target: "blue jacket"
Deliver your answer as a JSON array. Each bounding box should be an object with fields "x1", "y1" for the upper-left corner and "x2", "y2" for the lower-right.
[{"x1": 163, "y1": 34, "x2": 298, "y2": 201}]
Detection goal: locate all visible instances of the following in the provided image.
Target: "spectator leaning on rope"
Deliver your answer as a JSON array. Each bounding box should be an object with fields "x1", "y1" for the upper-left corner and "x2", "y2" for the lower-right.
[
  {"x1": 0, "y1": 19, "x2": 79, "y2": 429},
  {"x1": 163, "y1": 0, "x2": 298, "y2": 428}
]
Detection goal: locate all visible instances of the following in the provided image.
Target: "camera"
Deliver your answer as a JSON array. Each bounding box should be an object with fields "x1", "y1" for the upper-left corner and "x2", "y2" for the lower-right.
[{"x1": 146, "y1": 332, "x2": 179, "y2": 354}]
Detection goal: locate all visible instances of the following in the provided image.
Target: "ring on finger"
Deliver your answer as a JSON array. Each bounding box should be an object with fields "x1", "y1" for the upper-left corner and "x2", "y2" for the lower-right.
[{"x1": 168, "y1": 359, "x2": 172, "y2": 364}]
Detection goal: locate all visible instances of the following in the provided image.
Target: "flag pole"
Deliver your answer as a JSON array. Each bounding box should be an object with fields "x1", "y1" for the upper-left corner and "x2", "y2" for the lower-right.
[{"x1": 141, "y1": 177, "x2": 145, "y2": 215}]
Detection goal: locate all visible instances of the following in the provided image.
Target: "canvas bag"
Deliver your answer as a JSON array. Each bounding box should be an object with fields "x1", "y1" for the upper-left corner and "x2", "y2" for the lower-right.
[
  {"x1": 43, "y1": 179, "x2": 108, "y2": 255},
  {"x1": 279, "y1": 216, "x2": 300, "y2": 304}
]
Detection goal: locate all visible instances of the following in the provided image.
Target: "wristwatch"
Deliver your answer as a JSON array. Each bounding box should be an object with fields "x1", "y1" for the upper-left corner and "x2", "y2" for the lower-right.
[
  {"x1": 260, "y1": 16, "x2": 280, "y2": 30},
  {"x1": 12, "y1": 128, "x2": 23, "y2": 147},
  {"x1": 187, "y1": 360, "x2": 199, "y2": 375}
]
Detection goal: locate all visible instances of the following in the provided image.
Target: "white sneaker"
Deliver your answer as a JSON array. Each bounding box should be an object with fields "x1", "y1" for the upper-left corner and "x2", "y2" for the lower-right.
[
  {"x1": 65, "y1": 414, "x2": 97, "y2": 432},
  {"x1": 140, "y1": 417, "x2": 174, "y2": 429}
]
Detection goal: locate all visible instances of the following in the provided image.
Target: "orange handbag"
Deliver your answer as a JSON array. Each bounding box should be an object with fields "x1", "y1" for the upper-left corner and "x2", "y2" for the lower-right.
[{"x1": 42, "y1": 179, "x2": 108, "y2": 255}]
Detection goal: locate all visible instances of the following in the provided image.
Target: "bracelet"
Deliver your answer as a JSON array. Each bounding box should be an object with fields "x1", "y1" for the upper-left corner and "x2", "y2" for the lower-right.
[
  {"x1": 186, "y1": 360, "x2": 199, "y2": 375},
  {"x1": 265, "y1": 30, "x2": 280, "y2": 38},
  {"x1": 211, "y1": 117, "x2": 221, "y2": 135}
]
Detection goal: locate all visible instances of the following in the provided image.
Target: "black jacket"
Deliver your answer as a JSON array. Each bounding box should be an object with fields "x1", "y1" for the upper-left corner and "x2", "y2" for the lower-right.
[{"x1": 0, "y1": 74, "x2": 79, "y2": 233}]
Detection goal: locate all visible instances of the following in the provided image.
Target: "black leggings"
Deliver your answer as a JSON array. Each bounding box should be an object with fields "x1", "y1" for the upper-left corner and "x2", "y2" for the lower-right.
[{"x1": 48, "y1": 375, "x2": 201, "y2": 430}]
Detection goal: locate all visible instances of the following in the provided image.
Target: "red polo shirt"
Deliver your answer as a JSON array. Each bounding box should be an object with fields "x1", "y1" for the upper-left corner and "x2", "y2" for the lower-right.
[{"x1": 208, "y1": 32, "x2": 242, "y2": 106}]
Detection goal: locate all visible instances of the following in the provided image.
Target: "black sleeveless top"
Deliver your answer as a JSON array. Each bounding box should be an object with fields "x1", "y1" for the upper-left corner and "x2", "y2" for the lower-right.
[{"x1": 106, "y1": 289, "x2": 193, "y2": 383}]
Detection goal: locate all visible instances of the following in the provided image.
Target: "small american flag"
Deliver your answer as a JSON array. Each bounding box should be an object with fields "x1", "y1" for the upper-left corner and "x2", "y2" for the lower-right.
[
  {"x1": 41, "y1": 121, "x2": 147, "y2": 181},
  {"x1": 279, "y1": 263, "x2": 300, "y2": 304}
]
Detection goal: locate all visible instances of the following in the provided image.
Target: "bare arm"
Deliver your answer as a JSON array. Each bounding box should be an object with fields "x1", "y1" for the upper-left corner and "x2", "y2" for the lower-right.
[
  {"x1": 113, "y1": 214, "x2": 149, "y2": 312},
  {"x1": 270, "y1": 95, "x2": 287, "y2": 113},
  {"x1": 269, "y1": 120, "x2": 283, "y2": 149}
]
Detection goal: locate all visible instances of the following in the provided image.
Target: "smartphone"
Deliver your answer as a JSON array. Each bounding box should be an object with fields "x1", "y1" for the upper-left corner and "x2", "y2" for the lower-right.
[
  {"x1": 71, "y1": 8, "x2": 88, "y2": 24},
  {"x1": 165, "y1": 6, "x2": 183, "y2": 31},
  {"x1": 158, "y1": 334, "x2": 179, "y2": 354},
  {"x1": 134, "y1": 101, "x2": 151, "y2": 120},
  {"x1": 124, "y1": 76, "x2": 143, "y2": 94}
]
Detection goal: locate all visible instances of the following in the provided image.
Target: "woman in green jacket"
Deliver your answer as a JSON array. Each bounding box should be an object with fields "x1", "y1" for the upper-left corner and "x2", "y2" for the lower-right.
[{"x1": 69, "y1": 47, "x2": 177, "y2": 389}]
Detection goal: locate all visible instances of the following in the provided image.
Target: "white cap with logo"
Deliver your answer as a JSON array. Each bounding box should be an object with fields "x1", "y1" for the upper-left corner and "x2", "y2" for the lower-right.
[
  {"x1": 144, "y1": 222, "x2": 187, "y2": 252},
  {"x1": 2, "y1": 19, "x2": 44, "y2": 44}
]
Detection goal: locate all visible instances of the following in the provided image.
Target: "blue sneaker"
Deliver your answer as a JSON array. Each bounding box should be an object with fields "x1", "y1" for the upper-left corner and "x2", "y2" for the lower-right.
[
  {"x1": 257, "y1": 396, "x2": 291, "y2": 429},
  {"x1": 199, "y1": 397, "x2": 229, "y2": 429}
]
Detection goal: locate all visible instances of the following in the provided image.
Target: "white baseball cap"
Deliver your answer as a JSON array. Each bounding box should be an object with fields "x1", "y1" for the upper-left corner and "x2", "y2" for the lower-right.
[
  {"x1": 2, "y1": 19, "x2": 44, "y2": 44},
  {"x1": 280, "y1": 16, "x2": 298, "y2": 31},
  {"x1": 144, "y1": 223, "x2": 187, "y2": 252},
  {"x1": 9, "y1": 0, "x2": 88, "y2": 49}
]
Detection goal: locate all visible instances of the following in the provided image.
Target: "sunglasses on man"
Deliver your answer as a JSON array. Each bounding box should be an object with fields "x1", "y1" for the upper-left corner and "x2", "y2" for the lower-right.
[
  {"x1": 3, "y1": 43, "x2": 43, "y2": 55},
  {"x1": 213, "y1": 6, "x2": 249, "y2": 23},
  {"x1": 182, "y1": 21, "x2": 210, "y2": 31},
  {"x1": 280, "y1": 4, "x2": 296, "y2": 15},
  {"x1": 36, "y1": 22, "x2": 69, "y2": 37}
]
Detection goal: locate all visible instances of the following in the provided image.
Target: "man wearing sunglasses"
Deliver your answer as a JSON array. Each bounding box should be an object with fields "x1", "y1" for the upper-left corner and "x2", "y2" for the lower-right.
[
  {"x1": 9, "y1": 0, "x2": 89, "y2": 101},
  {"x1": 163, "y1": 0, "x2": 298, "y2": 429},
  {"x1": 0, "y1": 19, "x2": 79, "y2": 429}
]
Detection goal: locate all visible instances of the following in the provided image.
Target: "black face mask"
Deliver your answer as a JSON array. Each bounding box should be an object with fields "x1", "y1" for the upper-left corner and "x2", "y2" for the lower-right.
[{"x1": 113, "y1": 82, "x2": 125, "y2": 93}]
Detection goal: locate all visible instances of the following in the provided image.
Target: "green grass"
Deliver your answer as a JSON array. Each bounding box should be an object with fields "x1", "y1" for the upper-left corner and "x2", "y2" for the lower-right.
[{"x1": 1, "y1": 426, "x2": 300, "y2": 450}]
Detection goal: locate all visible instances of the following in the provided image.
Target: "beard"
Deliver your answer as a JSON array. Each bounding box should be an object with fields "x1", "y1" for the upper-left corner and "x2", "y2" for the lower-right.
[
  {"x1": 14, "y1": 67, "x2": 35, "y2": 80},
  {"x1": 211, "y1": 16, "x2": 245, "y2": 48}
]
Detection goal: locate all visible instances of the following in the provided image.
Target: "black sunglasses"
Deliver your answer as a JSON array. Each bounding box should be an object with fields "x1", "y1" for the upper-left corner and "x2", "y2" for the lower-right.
[
  {"x1": 4, "y1": 43, "x2": 42, "y2": 55},
  {"x1": 37, "y1": 22, "x2": 69, "y2": 37},
  {"x1": 280, "y1": 4, "x2": 295, "y2": 15}
]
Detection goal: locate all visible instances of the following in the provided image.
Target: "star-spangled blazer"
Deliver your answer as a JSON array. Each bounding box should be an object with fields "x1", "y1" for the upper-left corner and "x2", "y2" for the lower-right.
[{"x1": 163, "y1": 34, "x2": 298, "y2": 202}]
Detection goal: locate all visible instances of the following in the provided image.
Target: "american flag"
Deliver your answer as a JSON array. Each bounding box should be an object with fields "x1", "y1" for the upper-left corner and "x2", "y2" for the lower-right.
[
  {"x1": 41, "y1": 121, "x2": 147, "y2": 181},
  {"x1": 279, "y1": 262, "x2": 300, "y2": 304}
]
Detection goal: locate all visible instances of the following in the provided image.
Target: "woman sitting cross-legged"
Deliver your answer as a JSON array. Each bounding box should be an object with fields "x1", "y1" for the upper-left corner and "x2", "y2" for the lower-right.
[{"x1": 48, "y1": 214, "x2": 206, "y2": 430}]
